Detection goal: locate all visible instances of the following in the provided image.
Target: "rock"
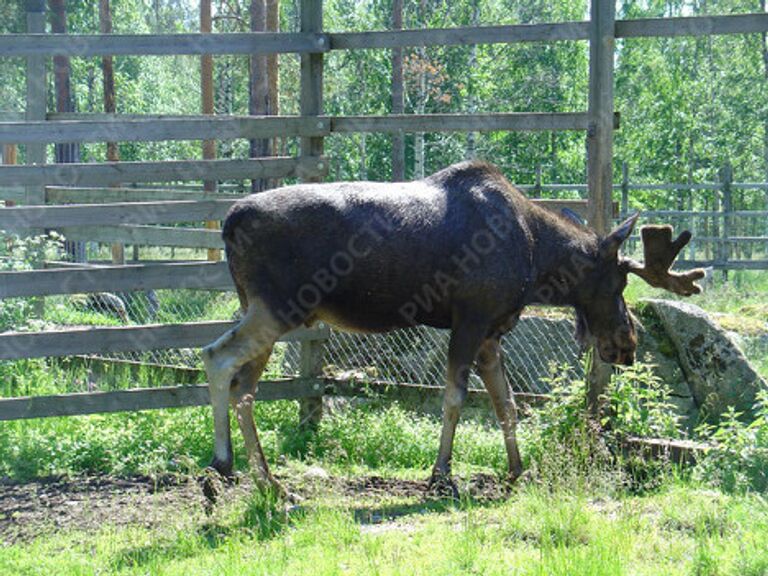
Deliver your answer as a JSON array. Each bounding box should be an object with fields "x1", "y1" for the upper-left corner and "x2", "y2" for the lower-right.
[
  {"x1": 643, "y1": 299, "x2": 768, "y2": 421},
  {"x1": 634, "y1": 313, "x2": 699, "y2": 429},
  {"x1": 302, "y1": 465, "x2": 330, "y2": 481}
]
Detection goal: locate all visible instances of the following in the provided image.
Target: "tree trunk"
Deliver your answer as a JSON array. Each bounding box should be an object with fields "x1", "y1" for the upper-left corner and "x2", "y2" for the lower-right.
[
  {"x1": 50, "y1": 0, "x2": 85, "y2": 262},
  {"x1": 201, "y1": 0, "x2": 220, "y2": 261},
  {"x1": 250, "y1": 0, "x2": 270, "y2": 193},
  {"x1": 761, "y1": 0, "x2": 768, "y2": 213},
  {"x1": 99, "y1": 0, "x2": 125, "y2": 264},
  {"x1": 465, "y1": 0, "x2": 479, "y2": 160},
  {"x1": 391, "y1": 0, "x2": 405, "y2": 181}
]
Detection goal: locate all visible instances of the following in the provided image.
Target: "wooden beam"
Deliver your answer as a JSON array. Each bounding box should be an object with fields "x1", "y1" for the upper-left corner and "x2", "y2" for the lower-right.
[
  {"x1": 0, "y1": 32, "x2": 328, "y2": 57},
  {"x1": 0, "y1": 116, "x2": 330, "y2": 144},
  {"x1": 45, "y1": 186, "x2": 245, "y2": 203},
  {"x1": 0, "y1": 156, "x2": 327, "y2": 187},
  {"x1": 616, "y1": 13, "x2": 768, "y2": 39},
  {"x1": 0, "y1": 322, "x2": 329, "y2": 360},
  {"x1": 0, "y1": 379, "x2": 325, "y2": 420},
  {"x1": 586, "y1": 0, "x2": 616, "y2": 417},
  {"x1": 332, "y1": 112, "x2": 619, "y2": 133},
  {"x1": 60, "y1": 224, "x2": 224, "y2": 249},
  {"x1": 25, "y1": 0, "x2": 46, "y2": 210},
  {"x1": 0, "y1": 261, "x2": 233, "y2": 297},
  {"x1": 330, "y1": 21, "x2": 590, "y2": 49},
  {"x1": 0, "y1": 200, "x2": 233, "y2": 230}
]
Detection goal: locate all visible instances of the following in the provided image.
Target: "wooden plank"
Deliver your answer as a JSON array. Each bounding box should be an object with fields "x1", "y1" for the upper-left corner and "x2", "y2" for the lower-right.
[
  {"x1": 0, "y1": 200, "x2": 234, "y2": 230},
  {"x1": 0, "y1": 32, "x2": 327, "y2": 57},
  {"x1": 0, "y1": 261, "x2": 233, "y2": 297},
  {"x1": 45, "y1": 186, "x2": 245, "y2": 203},
  {"x1": 0, "y1": 379, "x2": 325, "y2": 421},
  {"x1": 60, "y1": 225, "x2": 224, "y2": 249},
  {"x1": 532, "y1": 199, "x2": 619, "y2": 219},
  {"x1": 0, "y1": 186, "x2": 26, "y2": 203},
  {"x1": 0, "y1": 322, "x2": 330, "y2": 360},
  {"x1": 330, "y1": 21, "x2": 590, "y2": 49},
  {"x1": 0, "y1": 156, "x2": 326, "y2": 187},
  {"x1": 0, "y1": 116, "x2": 330, "y2": 144},
  {"x1": 25, "y1": 0, "x2": 47, "y2": 211},
  {"x1": 676, "y1": 260, "x2": 768, "y2": 270},
  {"x1": 332, "y1": 112, "x2": 620, "y2": 133},
  {"x1": 616, "y1": 13, "x2": 768, "y2": 39},
  {"x1": 641, "y1": 210, "x2": 768, "y2": 217},
  {"x1": 328, "y1": 378, "x2": 550, "y2": 408},
  {"x1": 586, "y1": 0, "x2": 616, "y2": 417},
  {"x1": 622, "y1": 436, "x2": 711, "y2": 465}
]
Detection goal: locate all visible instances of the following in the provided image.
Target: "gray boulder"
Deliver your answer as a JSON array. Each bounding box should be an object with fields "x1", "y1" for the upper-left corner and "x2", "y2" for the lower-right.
[
  {"x1": 643, "y1": 299, "x2": 768, "y2": 421},
  {"x1": 633, "y1": 314, "x2": 699, "y2": 428}
]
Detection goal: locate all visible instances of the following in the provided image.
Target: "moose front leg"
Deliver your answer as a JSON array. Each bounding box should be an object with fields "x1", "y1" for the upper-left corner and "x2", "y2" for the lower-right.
[
  {"x1": 429, "y1": 318, "x2": 488, "y2": 497},
  {"x1": 476, "y1": 338, "x2": 523, "y2": 484}
]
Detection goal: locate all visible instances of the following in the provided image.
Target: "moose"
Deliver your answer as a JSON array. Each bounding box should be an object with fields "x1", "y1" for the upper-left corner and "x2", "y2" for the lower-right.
[{"x1": 202, "y1": 160, "x2": 703, "y2": 500}]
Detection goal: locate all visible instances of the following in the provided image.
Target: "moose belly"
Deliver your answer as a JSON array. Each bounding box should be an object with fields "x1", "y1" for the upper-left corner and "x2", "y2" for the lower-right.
[{"x1": 309, "y1": 289, "x2": 453, "y2": 333}]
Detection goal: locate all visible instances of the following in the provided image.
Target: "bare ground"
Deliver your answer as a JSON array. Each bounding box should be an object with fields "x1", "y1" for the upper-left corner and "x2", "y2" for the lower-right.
[{"x1": 0, "y1": 471, "x2": 507, "y2": 545}]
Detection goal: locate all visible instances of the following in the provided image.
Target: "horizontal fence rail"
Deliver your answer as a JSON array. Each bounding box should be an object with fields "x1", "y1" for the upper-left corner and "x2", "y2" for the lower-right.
[
  {"x1": 0, "y1": 262, "x2": 232, "y2": 297},
  {"x1": 0, "y1": 113, "x2": 619, "y2": 149},
  {"x1": 60, "y1": 225, "x2": 223, "y2": 249},
  {"x1": 0, "y1": 32, "x2": 328, "y2": 57},
  {"x1": 0, "y1": 157, "x2": 327, "y2": 187},
  {"x1": 0, "y1": 116, "x2": 330, "y2": 144},
  {"x1": 0, "y1": 322, "x2": 328, "y2": 360},
  {"x1": 0, "y1": 200, "x2": 234, "y2": 229},
  {"x1": 0, "y1": 380, "x2": 325, "y2": 421},
  {"x1": 0, "y1": 14, "x2": 765, "y2": 59}
]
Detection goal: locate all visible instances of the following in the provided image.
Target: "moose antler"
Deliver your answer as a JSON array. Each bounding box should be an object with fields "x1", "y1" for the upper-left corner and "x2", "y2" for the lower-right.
[{"x1": 625, "y1": 225, "x2": 705, "y2": 296}]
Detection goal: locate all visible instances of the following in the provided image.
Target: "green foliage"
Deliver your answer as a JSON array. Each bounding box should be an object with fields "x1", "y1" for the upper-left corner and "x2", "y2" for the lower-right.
[
  {"x1": 693, "y1": 392, "x2": 768, "y2": 494},
  {"x1": 606, "y1": 363, "x2": 681, "y2": 439},
  {"x1": 523, "y1": 364, "x2": 622, "y2": 494},
  {"x1": 0, "y1": 232, "x2": 65, "y2": 331}
]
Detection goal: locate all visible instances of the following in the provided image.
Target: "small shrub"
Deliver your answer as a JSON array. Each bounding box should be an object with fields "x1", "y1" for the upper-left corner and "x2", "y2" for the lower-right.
[
  {"x1": 693, "y1": 392, "x2": 768, "y2": 494},
  {"x1": 606, "y1": 362, "x2": 681, "y2": 439}
]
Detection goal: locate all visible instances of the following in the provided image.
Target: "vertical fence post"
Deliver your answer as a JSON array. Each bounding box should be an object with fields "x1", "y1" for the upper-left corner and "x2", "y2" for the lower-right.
[
  {"x1": 391, "y1": 0, "x2": 405, "y2": 182},
  {"x1": 586, "y1": 0, "x2": 616, "y2": 417},
  {"x1": 25, "y1": 0, "x2": 47, "y2": 318},
  {"x1": 533, "y1": 164, "x2": 542, "y2": 199},
  {"x1": 298, "y1": 0, "x2": 325, "y2": 430},
  {"x1": 2, "y1": 145, "x2": 17, "y2": 207},
  {"x1": 100, "y1": 0, "x2": 125, "y2": 266},
  {"x1": 720, "y1": 163, "x2": 732, "y2": 280},
  {"x1": 620, "y1": 161, "x2": 629, "y2": 218},
  {"x1": 201, "y1": 0, "x2": 221, "y2": 262},
  {"x1": 299, "y1": 337, "x2": 325, "y2": 430},
  {"x1": 25, "y1": 0, "x2": 46, "y2": 210}
]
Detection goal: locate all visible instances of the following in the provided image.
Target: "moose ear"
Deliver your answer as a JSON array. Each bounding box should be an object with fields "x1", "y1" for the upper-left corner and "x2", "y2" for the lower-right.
[
  {"x1": 599, "y1": 212, "x2": 640, "y2": 260},
  {"x1": 561, "y1": 207, "x2": 586, "y2": 227}
]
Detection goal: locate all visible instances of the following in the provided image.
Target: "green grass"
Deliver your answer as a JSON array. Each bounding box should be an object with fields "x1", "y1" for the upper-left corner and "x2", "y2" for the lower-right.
[{"x1": 1, "y1": 481, "x2": 766, "y2": 576}]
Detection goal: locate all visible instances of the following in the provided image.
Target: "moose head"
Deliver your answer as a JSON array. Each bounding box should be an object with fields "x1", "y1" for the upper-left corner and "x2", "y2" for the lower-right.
[{"x1": 571, "y1": 213, "x2": 705, "y2": 366}]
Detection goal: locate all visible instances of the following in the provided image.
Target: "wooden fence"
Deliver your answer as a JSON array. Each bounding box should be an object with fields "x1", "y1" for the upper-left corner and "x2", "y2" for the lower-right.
[{"x1": 0, "y1": 2, "x2": 767, "y2": 422}]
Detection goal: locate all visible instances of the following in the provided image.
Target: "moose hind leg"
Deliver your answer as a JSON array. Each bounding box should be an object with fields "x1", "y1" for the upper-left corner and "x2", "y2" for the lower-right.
[
  {"x1": 430, "y1": 319, "x2": 488, "y2": 496},
  {"x1": 476, "y1": 338, "x2": 523, "y2": 483},
  {"x1": 230, "y1": 351, "x2": 291, "y2": 497},
  {"x1": 202, "y1": 302, "x2": 284, "y2": 482}
]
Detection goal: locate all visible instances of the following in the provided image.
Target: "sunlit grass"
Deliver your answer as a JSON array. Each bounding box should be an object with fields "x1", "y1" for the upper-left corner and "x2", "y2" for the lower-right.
[{"x1": 1, "y1": 482, "x2": 766, "y2": 576}]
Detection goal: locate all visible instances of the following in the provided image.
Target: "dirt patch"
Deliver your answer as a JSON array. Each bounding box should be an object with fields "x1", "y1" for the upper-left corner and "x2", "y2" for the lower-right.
[
  {"x1": 0, "y1": 472, "x2": 508, "y2": 545},
  {"x1": 0, "y1": 475, "x2": 207, "y2": 545}
]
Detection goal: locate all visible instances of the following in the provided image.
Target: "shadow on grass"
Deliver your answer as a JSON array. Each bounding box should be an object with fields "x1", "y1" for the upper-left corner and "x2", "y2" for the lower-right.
[{"x1": 112, "y1": 488, "x2": 302, "y2": 569}]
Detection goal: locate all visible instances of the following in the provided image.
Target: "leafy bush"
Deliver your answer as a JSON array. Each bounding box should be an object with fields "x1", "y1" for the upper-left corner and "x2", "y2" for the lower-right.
[
  {"x1": 693, "y1": 392, "x2": 768, "y2": 494},
  {"x1": 605, "y1": 362, "x2": 681, "y2": 439},
  {"x1": 523, "y1": 359, "x2": 683, "y2": 494},
  {"x1": 0, "y1": 232, "x2": 65, "y2": 331}
]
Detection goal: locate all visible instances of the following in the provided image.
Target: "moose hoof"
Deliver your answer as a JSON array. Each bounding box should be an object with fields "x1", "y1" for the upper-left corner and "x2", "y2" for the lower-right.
[
  {"x1": 200, "y1": 459, "x2": 235, "y2": 508},
  {"x1": 427, "y1": 472, "x2": 460, "y2": 500}
]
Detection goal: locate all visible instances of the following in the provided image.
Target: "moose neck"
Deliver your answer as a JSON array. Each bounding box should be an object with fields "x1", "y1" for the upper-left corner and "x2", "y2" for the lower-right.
[{"x1": 524, "y1": 207, "x2": 599, "y2": 308}]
